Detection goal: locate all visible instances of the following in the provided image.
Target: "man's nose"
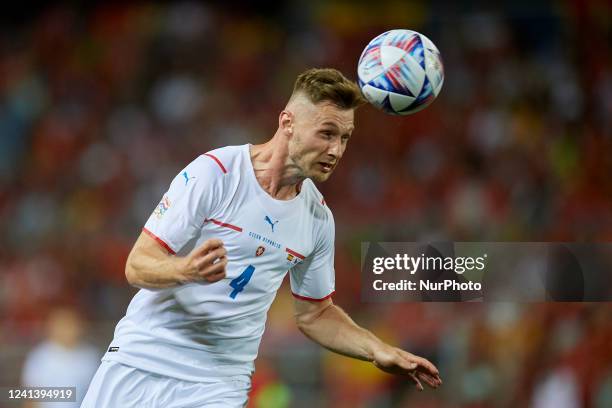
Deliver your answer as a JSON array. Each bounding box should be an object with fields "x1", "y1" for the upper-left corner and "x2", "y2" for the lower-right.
[{"x1": 327, "y1": 138, "x2": 342, "y2": 159}]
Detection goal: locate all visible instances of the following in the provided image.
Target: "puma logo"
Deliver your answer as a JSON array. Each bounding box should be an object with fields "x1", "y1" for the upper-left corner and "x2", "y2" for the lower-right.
[
  {"x1": 182, "y1": 171, "x2": 196, "y2": 185},
  {"x1": 264, "y1": 215, "x2": 279, "y2": 232}
]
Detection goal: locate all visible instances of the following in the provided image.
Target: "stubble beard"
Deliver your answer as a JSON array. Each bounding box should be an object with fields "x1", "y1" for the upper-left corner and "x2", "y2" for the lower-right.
[
  {"x1": 309, "y1": 164, "x2": 333, "y2": 183},
  {"x1": 289, "y1": 138, "x2": 333, "y2": 183},
  {"x1": 293, "y1": 157, "x2": 330, "y2": 183}
]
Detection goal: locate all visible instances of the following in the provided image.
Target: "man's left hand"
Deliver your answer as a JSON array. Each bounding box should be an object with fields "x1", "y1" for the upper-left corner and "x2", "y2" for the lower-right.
[{"x1": 372, "y1": 345, "x2": 442, "y2": 391}]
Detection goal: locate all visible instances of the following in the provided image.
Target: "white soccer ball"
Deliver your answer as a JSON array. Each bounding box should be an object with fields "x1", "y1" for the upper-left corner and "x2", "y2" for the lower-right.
[{"x1": 358, "y1": 29, "x2": 444, "y2": 115}]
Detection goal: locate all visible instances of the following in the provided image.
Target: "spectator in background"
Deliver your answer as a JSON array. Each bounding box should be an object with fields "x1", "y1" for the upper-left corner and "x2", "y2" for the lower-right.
[{"x1": 21, "y1": 307, "x2": 100, "y2": 408}]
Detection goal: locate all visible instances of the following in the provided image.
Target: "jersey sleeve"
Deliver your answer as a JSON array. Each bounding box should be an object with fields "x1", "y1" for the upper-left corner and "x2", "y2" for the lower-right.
[
  {"x1": 289, "y1": 211, "x2": 336, "y2": 301},
  {"x1": 143, "y1": 155, "x2": 224, "y2": 254}
]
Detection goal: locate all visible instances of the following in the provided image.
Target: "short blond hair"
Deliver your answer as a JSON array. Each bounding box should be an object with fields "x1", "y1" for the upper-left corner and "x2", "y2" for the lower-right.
[{"x1": 291, "y1": 68, "x2": 366, "y2": 110}]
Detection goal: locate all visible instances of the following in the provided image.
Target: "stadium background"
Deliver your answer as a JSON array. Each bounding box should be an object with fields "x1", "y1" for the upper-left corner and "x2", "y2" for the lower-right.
[{"x1": 0, "y1": 1, "x2": 610, "y2": 407}]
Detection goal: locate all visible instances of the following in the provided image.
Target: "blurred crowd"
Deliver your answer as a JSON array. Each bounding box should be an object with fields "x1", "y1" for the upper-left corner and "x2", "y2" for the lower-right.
[{"x1": 0, "y1": 1, "x2": 610, "y2": 407}]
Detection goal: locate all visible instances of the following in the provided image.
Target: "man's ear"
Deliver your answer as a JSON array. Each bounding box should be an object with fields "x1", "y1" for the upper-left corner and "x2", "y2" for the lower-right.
[{"x1": 279, "y1": 110, "x2": 294, "y2": 136}]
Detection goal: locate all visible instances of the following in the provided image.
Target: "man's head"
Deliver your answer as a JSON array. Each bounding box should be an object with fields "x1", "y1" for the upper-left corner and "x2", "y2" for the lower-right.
[
  {"x1": 280, "y1": 68, "x2": 365, "y2": 182},
  {"x1": 47, "y1": 307, "x2": 85, "y2": 349}
]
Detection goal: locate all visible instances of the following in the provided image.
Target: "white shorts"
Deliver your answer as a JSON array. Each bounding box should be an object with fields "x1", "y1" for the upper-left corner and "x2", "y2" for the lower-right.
[{"x1": 81, "y1": 361, "x2": 250, "y2": 408}]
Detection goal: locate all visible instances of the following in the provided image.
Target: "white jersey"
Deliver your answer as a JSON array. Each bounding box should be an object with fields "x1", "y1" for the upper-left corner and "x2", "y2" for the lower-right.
[{"x1": 102, "y1": 144, "x2": 335, "y2": 382}]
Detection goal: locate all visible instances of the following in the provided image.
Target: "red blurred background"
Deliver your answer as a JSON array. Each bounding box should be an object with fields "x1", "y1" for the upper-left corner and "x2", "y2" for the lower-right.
[{"x1": 0, "y1": 1, "x2": 610, "y2": 407}]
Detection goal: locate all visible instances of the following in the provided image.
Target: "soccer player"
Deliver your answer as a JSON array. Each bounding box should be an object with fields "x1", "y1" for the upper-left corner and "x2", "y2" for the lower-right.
[{"x1": 82, "y1": 68, "x2": 442, "y2": 407}]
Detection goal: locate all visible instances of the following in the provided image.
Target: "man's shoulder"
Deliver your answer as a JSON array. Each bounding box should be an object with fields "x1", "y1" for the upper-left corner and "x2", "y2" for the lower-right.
[
  {"x1": 185, "y1": 144, "x2": 247, "y2": 177},
  {"x1": 301, "y1": 179, "x2": 334, "y2": 224},
  {"x1": 302, "y1": 179, "x2": 327, "y2": 205},
  {"x1": 199, "y1": 144, "x2": 246, "y2": 174}
]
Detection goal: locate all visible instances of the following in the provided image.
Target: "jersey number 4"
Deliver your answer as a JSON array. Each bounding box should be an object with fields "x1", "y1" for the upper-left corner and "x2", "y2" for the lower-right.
[{"x1": 229, "y1": 265, "x2": 255, "y2": 299}]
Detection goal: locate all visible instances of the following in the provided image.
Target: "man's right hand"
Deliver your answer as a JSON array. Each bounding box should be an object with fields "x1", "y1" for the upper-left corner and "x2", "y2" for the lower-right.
[
  {"x1": 126, "y1": 232, "x2": 229, "y2": 289},
  {"x1": 178, "y1": 239, "x2": 228, "y2": 283}
]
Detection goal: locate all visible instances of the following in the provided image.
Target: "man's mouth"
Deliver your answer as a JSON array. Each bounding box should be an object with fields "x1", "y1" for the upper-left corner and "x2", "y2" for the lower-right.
[{"x1": 318, "y1": 162, "x2": 334, "y2": 172}]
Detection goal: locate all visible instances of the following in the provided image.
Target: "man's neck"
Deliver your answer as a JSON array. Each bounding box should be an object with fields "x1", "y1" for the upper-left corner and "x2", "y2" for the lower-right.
[{"x1": 249, "y1": 137, "x2": 303, "y2": 200}]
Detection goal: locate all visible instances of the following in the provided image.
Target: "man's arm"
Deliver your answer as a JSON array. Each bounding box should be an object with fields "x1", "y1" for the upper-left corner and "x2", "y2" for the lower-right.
[
  {"x1": 125, "y1": 231, "x2": 228, "y2": 289},
  {"x1": 294, "y1": 297, "x2": 442, "y2": 390}
]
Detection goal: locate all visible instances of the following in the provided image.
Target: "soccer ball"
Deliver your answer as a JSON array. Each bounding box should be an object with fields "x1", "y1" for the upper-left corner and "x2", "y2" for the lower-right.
[{"x1": 357, "y1": 29, "x2": 444, "y2": 115}]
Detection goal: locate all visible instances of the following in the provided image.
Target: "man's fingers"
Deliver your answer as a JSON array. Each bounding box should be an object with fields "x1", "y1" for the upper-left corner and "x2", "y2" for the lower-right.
[
  {"x1": 398, "y1": 359, "x2": 440, "y2": 388},
  {"x1": 201, "y1": 257, "x2": 228, "y2": 281},
  {"x1": 413, "y1": 359, "x2": 442, "y2": 386},
  {"x1": 394, "y1": 350, "x2": 442, "y2": 388},
  {"x1": 195, "y1": 247, "x2": 227, "y2": 270},
  {"x1": 396, "y1": 358, "x2": 417, "y2": 372},
  {"x1": 373, "y1": 350, "x2": 442, "y2": 390},
  {"x1": 179, "y1": 239, "x2": 228, "y2": 283},
  {"x1": 399, "y1": 351, "x2": 439, "y2": 376},
  {"x1": 409, "y1": 373, "x2": 424, "y2": 391},
  {"x1": 205, "y1": 271, "x2": 225, "y2": 283},
  {"x1": 193, "y1": 239, "x2": 224, "y2": 256},
  {"x1": 417, "y1": 371, "x2": 440, "y2": 388},
  {"x1": 417, "y1": 357, "x2": 440, "y2": 376}
]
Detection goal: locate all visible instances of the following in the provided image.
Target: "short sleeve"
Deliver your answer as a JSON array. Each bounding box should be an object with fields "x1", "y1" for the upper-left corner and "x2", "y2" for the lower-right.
[
  {"x1": 143, "y1": 155, "x2": 224, "y2": 254},
  {"x1": 289, "y1": 211, "x2": 335, "y2": 301}
]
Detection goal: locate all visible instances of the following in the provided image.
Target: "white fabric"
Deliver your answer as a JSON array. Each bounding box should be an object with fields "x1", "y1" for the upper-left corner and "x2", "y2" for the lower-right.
[
  {"x1": 81, "y1": 361, "x2": 250, "y2": 408},
  {"x1": 101, "y1": 144, "x2": 335, "y2": 382}
]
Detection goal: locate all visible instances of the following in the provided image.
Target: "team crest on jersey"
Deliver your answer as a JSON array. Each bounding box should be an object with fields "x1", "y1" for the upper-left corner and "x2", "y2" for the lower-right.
[
  {"x1": 154, "y1": 195, "x2": 171, "y2": 219},
  {"x1": 255, "y1": 246, "x2": 265, "y2": 257}
]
